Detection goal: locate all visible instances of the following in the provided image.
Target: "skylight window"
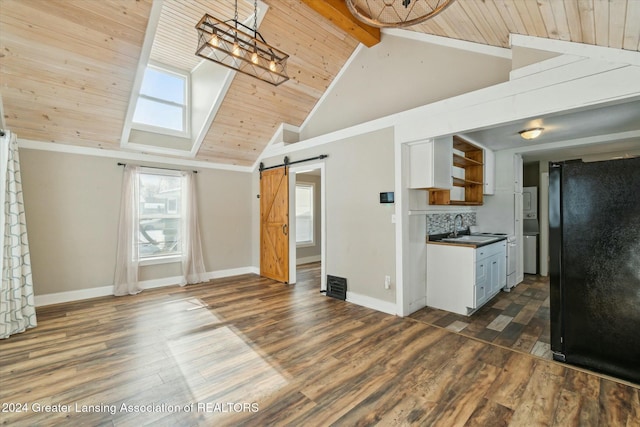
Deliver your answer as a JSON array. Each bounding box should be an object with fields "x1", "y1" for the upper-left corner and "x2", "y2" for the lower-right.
[{"x1": 132, "y1": 65, "x2": 189, "y2": 137}]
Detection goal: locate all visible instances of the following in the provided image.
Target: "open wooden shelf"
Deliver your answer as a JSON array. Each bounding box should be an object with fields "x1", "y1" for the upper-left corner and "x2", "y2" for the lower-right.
[
  {"x1": 448, "y1": 200, "x2": 483, "y2": 206},
  {"x1": 453, "y1": 136, "x2": 480, "y2": 152},
  {"x1": 453, "y1": 153, "x2": 483, "y2": 168},
  {"x1": 452, "y1": 176, "x2": 483, "y2": 187},
  {"x1": 429, "y1": 135, "x2": 484, "y2": 206}
]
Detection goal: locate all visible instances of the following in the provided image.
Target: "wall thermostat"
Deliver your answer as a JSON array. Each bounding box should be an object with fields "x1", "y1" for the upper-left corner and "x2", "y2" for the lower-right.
[{"x1": 380, "y1": 192, "x2": 394, "y2": 203}]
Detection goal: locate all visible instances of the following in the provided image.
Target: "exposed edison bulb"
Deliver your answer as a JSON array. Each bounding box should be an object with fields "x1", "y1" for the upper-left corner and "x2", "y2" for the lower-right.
[
  {"x1": 269, "y1": 60, "x2": 276, "y2": 72},
  {"x1": 210, "y1": 34, "x2": 219, "y2": 47},
  {"x1": 232, "y1": 41, "x2": 241, "y2": 57},
  {"x1": 251, "y1": 51, "x2": 259, "y2": 64}
]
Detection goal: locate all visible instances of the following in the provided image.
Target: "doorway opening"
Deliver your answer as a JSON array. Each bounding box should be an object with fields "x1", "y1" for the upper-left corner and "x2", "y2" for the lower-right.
[{"x1": 288, "y1": 163, "x2": 326, "y2": 292}]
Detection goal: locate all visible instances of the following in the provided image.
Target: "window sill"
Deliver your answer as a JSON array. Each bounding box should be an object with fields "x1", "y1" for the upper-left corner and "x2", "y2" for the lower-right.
[
  {"x1": 297, "y1": 242, "x2": 315, "y2": 248},
  {"x1": 139, "y1": 255, "x2": 182, "y2": 267},
  {"x1": 131, "y1": 123, "x2": 191, "y2": 139}
]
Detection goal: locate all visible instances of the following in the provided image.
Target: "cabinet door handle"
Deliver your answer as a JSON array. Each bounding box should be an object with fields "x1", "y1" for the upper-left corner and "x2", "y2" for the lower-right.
[{"x1": 493, "y1": 261, "x2": 497, "y2": 265}]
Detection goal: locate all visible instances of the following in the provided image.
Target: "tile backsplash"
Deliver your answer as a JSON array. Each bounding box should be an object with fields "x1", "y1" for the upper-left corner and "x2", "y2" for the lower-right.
[{"x1": 427, "y1": 212, "x2": 476, "y2": 235}]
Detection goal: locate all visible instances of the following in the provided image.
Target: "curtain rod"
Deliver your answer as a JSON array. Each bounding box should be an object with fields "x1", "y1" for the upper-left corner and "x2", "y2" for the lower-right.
[{"x1": 117, "y1": 162, "x2": 198, "y2": 174}]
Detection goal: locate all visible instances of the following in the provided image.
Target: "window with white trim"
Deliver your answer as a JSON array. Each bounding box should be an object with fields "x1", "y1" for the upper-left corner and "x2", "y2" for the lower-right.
[
  {"x1": 132, "y1": 65, "x2": 189, "y2": 137},
  {"x1": 295, "y1": 183, "x2": 314, "y2": 246},
  {"x1": 138, "y1": 170, "x2": 184, "y2": 260}
]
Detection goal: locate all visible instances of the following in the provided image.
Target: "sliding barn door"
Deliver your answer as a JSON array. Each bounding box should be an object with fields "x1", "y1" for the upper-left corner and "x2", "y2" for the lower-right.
[{"x1": 260, "y1": 168, "x2": 289, "y2": 283}]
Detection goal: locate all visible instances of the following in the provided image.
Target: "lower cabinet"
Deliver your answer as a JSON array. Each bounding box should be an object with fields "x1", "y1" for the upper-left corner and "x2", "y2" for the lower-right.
[{"x1": 427, "y1": 240, "x2": 507, "y2": 316}]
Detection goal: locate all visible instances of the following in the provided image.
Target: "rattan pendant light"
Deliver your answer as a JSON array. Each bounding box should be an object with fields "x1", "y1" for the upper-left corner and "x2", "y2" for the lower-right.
[{"x1": 346, "y1": 0, "x2": 456, "y2": 28}]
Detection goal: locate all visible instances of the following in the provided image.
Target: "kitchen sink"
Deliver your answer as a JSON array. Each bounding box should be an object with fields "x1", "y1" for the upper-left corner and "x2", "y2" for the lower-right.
[{"x1": 441, "y1": 235, "x2": 500, "y2": 244}]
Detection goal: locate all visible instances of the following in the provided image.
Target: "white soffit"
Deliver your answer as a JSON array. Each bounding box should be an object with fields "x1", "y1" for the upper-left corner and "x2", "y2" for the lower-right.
[
  {"x1": 384, "y1": 28, "x2": 512, "y2": 59},
  {"x1": 510, "y1": 34, "x2": 640, "y2": 67},
  {"x1": 261, "y1": 26, "x2": 512, "y2": 168}
]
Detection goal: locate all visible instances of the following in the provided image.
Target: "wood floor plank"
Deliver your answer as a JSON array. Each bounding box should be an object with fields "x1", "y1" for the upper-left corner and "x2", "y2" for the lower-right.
[
  {"x1": 464, "y1": 398, "x2": 513, "y2": 427},
  {"x1": 564, "y1": 368, "x2": 601, "y2": 400},
  {"x1": 627, "y1": 387, "x2": 640, "y2": 427},
  {"x1": 598, "y1": 379, "x2": 633, "y2": 426},
  {"x1": 1, "y1": 264, "x2": 637, "y2": 426},
  {"x1": 509, "y1": 362, "x2": 567, "y2": 426},
  {"x1": 422, "y1": 362, "x2": 501, "y2": 426},
  {"x1": 551, "y1": 389, "x2": 584, "y2": 427}
]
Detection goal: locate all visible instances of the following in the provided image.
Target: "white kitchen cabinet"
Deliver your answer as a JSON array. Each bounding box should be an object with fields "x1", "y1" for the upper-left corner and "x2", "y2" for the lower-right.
[
  {"x1": 483, "y1": 147, "x2": 495, "y2": 195},
  {"x1": 408, "y1": 138, "x2": 451, "y2": 189},
  {"x1": 514, "y1": 192, "x2": 524, "y2": 284},
  {"x1": 409, "y1": 136, "x2": 485, "y2": 206},
  {"x1": 427, "y1": 240, "x2": 507, "y2": 316},
  {"x1": 514, "y1": 153, "x2": 523, "y2": 193}
]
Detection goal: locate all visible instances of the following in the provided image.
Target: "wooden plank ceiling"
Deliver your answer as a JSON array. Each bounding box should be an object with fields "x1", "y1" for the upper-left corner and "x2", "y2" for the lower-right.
[{"x1": 1, "y1": 1, "x2": 639, "y2": 167}]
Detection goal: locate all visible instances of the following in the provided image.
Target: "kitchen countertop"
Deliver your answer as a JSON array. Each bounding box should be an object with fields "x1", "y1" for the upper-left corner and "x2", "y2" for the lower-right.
[{"x1": 426, "y1": 232, "x2": 507, "y2": 248}]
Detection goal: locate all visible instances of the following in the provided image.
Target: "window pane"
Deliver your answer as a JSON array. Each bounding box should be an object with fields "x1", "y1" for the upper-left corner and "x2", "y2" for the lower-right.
[
  {"x1": 140, "y1": 67, "x2": 185, "y2": 104},
  {"x1": 138, "y1": 173, "x2": 183, "y2": 258},
  {"x1": 133, "y1": 98, "x2": 184, "y2": 131},
  {"x1": 296, "y1": 184, "x2": 314, "y2": 244}
]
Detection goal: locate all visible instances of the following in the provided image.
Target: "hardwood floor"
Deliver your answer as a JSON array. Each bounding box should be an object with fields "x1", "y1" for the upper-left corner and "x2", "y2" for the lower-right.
[
  {"x1": 1, "y1": 263, "x2": 638, "y2": 426},
  {"x1": 410, "y1": 274, "x2": 553, "y2": 359}
]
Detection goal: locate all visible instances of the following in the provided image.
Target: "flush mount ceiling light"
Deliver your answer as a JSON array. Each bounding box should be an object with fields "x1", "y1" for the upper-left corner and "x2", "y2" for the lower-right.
[
  {"x1": 519, "y1": 128, "x2": 544, "y2": 140},
  {"x1": 195, "y1": 0, "x2": 289, "y2": 86},
  {"x1": 346, "y1": 0, "x2": 456, "y2": 28}
]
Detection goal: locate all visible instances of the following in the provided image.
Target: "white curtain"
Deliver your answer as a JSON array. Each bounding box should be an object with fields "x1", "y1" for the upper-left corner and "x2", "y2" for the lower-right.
[
  {"x1": 113, "y1": 165, "x2": 142, "y2": 296},
  {"x1": 0, "y1": 131, "x2": 37, "y2": 339},
  {"x1": 180, "y1": 171, "x2": 206, "y2": 285}
]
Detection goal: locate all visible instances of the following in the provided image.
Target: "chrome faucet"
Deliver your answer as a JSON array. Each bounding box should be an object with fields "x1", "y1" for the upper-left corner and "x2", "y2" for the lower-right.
[{"x1": 453, "y1": 214, "x2": 464, "y2": 237}]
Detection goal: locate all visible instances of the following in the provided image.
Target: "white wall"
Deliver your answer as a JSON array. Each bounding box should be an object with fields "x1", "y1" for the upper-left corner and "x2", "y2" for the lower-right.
[
  {"x1": 476, "y1": 150, "x2": 518, "y2": 235},
  {"x1": 21, "y1": 149, "x2": 121, "y2": 295},
  {"x1": 511, "y1": 46, "x2": 559, "y2": 70},
  {"x1": 20, "y1": 149, "x2": 253, "y2": 297},
  {"x1": 301, "y1": 33, "x2": 511, "y2": 140},
  {"x1": 255, "y1": 128, "x2": 397, "y2": 310}
]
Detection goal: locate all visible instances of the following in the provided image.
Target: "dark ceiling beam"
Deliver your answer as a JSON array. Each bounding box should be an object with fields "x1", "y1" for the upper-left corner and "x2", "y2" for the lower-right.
[{"x1": 300, "y1": 0, "x2": 381, "y2": 47}]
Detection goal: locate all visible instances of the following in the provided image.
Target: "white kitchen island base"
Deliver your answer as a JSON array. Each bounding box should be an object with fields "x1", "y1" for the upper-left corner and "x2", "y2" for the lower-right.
[{"x1": 426, "y1": 240, "x2": 507, "y2": 316}]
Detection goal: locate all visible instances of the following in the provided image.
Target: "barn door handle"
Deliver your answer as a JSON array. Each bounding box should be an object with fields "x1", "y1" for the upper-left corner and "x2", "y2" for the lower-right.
[{"x1": 283, "y1": 224, "x2": 288, "y2": 235}]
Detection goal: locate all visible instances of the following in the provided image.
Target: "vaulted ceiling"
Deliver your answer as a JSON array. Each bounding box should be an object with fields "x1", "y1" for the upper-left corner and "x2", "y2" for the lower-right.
[{"x1": 1, "y1": 0, "x2": 639, "y2": 167}]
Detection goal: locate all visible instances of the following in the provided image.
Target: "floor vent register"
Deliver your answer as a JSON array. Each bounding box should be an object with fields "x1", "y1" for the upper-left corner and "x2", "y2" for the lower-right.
[{"x1": 326, "y1": 275, "x2": 347, "y2": 300}]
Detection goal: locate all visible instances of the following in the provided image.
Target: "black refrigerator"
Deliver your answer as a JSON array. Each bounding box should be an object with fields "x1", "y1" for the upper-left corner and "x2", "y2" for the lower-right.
[{"x1": 549, "y1": 157, "x2": 640, "y2": 385}]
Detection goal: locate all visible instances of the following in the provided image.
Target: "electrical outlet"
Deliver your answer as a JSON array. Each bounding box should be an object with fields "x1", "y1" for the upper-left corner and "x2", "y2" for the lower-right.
[{"x1": 384, "y1": 275, "x2": 391, "y2": 289}]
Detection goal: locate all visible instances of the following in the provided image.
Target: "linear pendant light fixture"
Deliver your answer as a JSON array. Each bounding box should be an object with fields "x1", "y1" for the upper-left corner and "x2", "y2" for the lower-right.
[
  {"x1": 195, "y1": 0, "x2": 289, "y2": 86},
  {"x1": 346, "y1": 0, "x2": 456, "y2": 28}
]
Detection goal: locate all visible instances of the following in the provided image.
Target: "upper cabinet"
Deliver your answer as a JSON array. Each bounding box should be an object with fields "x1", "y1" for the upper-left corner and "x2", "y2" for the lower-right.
[
  {"x1": 409, "y1": 135, "x2": 487, "y2": 206},
  {"x1": 408, "y1": 138, "x2": 451, "y2": 190},
  {"x1": 483, "y1": 147, "x2": 495, "y2": 195},
  {"x1": 514, "y1": 153, "x2": 523, "y2": 193}
]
